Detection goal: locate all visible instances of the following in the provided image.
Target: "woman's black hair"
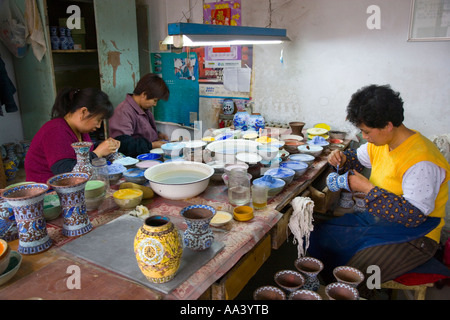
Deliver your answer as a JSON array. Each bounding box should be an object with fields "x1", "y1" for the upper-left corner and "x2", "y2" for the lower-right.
[
  {"x1": 346, "y1": 84, "x2": 404, "y2": 128},
  {"x1": 51, "y1": 87, "x2": 114, "y2": 120},
  {"x1": 133, "y1": 73, "x2": 170, "y2": 101}
]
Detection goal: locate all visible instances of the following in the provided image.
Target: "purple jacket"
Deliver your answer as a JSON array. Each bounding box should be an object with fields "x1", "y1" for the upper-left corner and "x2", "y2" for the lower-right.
[{"x1": 108, "y1": 94, "x2": 159, "y2": 143}]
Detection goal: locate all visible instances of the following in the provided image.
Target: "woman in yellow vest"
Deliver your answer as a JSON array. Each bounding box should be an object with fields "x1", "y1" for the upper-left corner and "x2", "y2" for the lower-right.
[{"x1": 308, "y1": 84, "x2": 450, "y2": 297}]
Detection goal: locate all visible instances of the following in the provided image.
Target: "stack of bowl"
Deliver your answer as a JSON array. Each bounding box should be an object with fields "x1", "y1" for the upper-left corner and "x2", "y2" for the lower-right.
[{"x1": 0, "y1": 239, "x2": 22, "y2": 286}]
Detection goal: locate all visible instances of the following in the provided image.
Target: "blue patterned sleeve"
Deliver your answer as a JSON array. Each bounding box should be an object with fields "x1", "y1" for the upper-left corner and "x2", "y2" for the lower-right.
[
  {"x1": 338, "y1": 148, "x2": 365, "y2": 174},
  {"x1": 365, "y1": 186, "x2": 427, "y2": 227}
]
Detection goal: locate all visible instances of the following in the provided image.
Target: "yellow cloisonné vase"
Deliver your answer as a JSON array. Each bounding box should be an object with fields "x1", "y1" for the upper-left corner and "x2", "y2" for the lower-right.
[{"x1": 134, "y1": 215, "x2": 183, "y2": 283}]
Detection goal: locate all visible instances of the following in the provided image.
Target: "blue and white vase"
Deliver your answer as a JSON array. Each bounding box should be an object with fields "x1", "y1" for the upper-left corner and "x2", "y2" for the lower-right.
[
  {"x1": 59, "y1": 27, "x2": 70, "y2": 50},
  {"x1": 248, "y1": 113, "x2": 265, "y2": 132},
  {"x1": 65, "y1": 28, "x2": 74, "y2": 50},
  {"x1": 180, "y1": 205, "x2": 215, "y2": 251},
  {"x1": 1, "y1": 183, "x2": 52, "y2": 254},
  {"x1": 222, "y1": 99, "x2": 235, "y2": 115},
  {"x1": 294, "y1": 257, "x2": 323, "y2": 292},
  {"x1": 47, "y1": 172, "x2": 92, "y2": 237},
  {"x1": 326, "y1": 171, "x2": 351, "y2": 192},
  {"x1": 50, "y1": 26, "x2": 60, "y2": 50},
  {"x1": 233, "y1": 111, "x2": 250, "y2": 131},
  {"x1": 0, "y1": 196, "x2": 18, "y2": 242}
]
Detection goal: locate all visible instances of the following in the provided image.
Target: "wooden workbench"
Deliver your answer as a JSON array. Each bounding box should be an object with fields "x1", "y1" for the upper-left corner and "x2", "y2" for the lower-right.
[{"x1": 0, "y1": 140, "x2": 350, "y2": 300}]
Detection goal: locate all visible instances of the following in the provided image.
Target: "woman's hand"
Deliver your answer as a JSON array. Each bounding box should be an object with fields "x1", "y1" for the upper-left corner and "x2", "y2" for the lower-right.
[
  {"x1": 348, "y1": 170, "x2": 374, "y2": 194},
  {"x1": 93, "y1": 138, "x2": 121, "y2": 157},
  {"x1": 158, "y1": 132, "x2": 169, "y2": 141},
  {"x1": 151, "y1": 140, "x2": 167, "y2": 149},
  {"x1": 328, "y1": 150, "x2": 347, "y2": 168}
]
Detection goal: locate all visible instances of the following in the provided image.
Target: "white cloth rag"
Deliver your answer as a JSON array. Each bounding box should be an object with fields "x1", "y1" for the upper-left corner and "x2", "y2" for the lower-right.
[
  {"x1": 288, "y1": 196, "x2": 315, "y2": 258},
  {"x1": 25, "y1": 0, "x2": 46, "y2": 61}
]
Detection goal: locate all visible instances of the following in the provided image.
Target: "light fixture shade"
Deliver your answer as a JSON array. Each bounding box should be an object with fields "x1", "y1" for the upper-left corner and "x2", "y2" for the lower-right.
[{"x1": 164, "y1": 23, "x2": 290, "y2": 47}]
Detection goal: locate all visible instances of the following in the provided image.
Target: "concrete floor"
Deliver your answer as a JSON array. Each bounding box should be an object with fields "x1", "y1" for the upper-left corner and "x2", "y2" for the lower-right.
[{"x1": 234, "y1": 234, "x2": 450, "y2": 300}]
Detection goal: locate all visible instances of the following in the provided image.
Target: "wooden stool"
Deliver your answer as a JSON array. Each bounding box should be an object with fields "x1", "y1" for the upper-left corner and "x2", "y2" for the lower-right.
[{"x1": 381, "y1": 280, "x2": 434, "y2": 300}]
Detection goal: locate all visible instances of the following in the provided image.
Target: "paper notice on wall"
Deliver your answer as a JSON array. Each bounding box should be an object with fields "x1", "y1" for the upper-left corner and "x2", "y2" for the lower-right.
[{"x1": 223, "y1": 67, "x2": 251, "y2": 92}]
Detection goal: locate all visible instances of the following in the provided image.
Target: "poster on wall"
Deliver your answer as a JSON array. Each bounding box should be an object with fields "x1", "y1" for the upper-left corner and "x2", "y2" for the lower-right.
[
  {"x1": 203, "y1": 0, "x2": 241, "y2": 26},
  {"x1": 189, "y1": 45, "x2": 253, "y2": 99},
  {"x1": 151, "y1": 52, "x2": 199, "y2": 126}
]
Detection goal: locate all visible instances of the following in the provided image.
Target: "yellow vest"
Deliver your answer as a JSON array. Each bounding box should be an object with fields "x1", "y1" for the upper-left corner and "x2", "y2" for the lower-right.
[{"x1": 368, "y1": 132, "x2": 450, "y2": 243}]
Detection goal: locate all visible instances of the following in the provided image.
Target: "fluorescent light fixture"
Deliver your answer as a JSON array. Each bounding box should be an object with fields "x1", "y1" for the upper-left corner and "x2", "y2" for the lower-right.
[{"x1": 163, "y1": 23, "x2": 290, "y2": 47}]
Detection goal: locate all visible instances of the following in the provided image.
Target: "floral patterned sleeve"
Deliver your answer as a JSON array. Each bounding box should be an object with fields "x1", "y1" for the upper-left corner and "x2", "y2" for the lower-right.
[
  {"x1": 365, "y1": 186, "x2": 427, "y2": 227},
  {"x1": 338, "y1": 148, "x2": 365, "y2": 174}
]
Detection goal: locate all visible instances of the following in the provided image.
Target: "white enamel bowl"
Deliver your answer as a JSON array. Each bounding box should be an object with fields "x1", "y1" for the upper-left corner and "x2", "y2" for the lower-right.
[
  {"x1": 205, "y1": 139, "x2": 262, "y2": 164},
  {"x1": 144, "y1": 162, "x2": 214, "y2": 200}
]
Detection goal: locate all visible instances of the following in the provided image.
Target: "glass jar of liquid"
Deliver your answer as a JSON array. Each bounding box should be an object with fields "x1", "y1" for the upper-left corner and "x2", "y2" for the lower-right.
[{"x1": 228, "y1": 168, "x2": 250, "y2": 206}]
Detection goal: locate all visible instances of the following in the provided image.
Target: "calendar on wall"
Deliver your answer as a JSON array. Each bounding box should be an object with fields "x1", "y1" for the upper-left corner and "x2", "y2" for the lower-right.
[{"x1": 408, "y1": 0, "x2": 450, "y2": 41}]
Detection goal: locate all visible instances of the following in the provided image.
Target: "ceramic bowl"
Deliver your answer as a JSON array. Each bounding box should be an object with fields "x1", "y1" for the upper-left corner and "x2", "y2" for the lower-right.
[
  {"x1": 107, "y1": 163, "x2": 127, "y2": 184},
  {"x1": 206, "y1": 161, "x2": 226, "y2": 182},
  {"x1": 215, "y1": 132, "x2": 234, "y2": 141},
  {"x1": 150, "y1": 148, "x2": 164, "y2": 155},
  {"x1": 284, "y1": 140, "x2": 305, "y2": 154},
  {"x1": 269, "y1": 141, "x2": 285, "y2": 150},
  {"x1": 288, "y1": 154, "x2": 315, "y2": 166},
  {"x1": 144, "y1": 162, "x2": 214, "y2": 200},
  {"x1": 274, "y1": 270, "x2": 305, "y2": 292},
  {"x1": 288, "y1": 289, "x2": 322, "y2": 300},
  {"x1": 235, "y1": 152, "x2": 262, "y2": 164},
  {"x1": 205, "y1": 139, "x2": 261, "y2": 164},
  {"x1": 86, "y1": 191, "x2": 106, "y2": 211},
  {"x1": 123, "y1": 168, "x2": 147, "y2": 185},
  {"x1": 281, "y1": 134, "x2": 304, "y2": 142},
  {"x1": 113, "y1": 189, "x2": 143, "y2": 209},
  {"x1": 84, "y1": 180, "x2": 106, "y2": 198},
  {"x1": 113, "y1": 156, "x2": 139, "y2": 168},
  {"x1": 307, "y1": 136, "x2": 330, "y2": 148},
  {"x1": 224, "y1": 162, "x2": 249, "y2": 176},
  {"x1": 0, "y1": 239, "x2": 11, "y2": 275},
  {"x1": 252, "y1": 175, "x2": 286, "y2": 197},
  {"x1": 210, "y1": 210, "x2": 233, "y2": 227},
  {"x1": 325, "y1": 282, "x2": 359, "y2": 300},
  {"x1": 0, "y1": 250, "x2": 21, "y2": 286},
  {"x1": 161, "y1": 142, "x2": 185, "y2": 158},
  {"x1": 137, "y1": 153, "x2": 162, "y2": 161},
  {"x1": 298, "y1": 145, "x2": 323, "y2": 157},
  {"x1": 43, "y1": 194, "x2": 61, "y2": 220},
  {"x1": 243, "y1": 132, "x2": 258, "y2": 140},
  {"x1": 333, "y1": 266, "x2": 365, "y2": 288},
  {"x1": 257, "y1": 145, "x2": 279, "y2": 162},
  {"x1": 264, "y1": 167, "x2": 295, "y2": 185},
  {"x1": 278, "y1": 149, "x2": 290, "y2": 161},
  {"x1": 233, "y1": 206, "x2": 254, "y2": 222},
  {"x1": 307, "y1": 127, "x2": 329, "y2": 136},
  {"x1": 136, "y1": 160, "x2": 162, "y2": 170},
  {"x1": 280, "y1": 161, "x2": 308, "y2": 179},
  {"x1": 202, "y1": 136, "x2": 215, "y2": 144},
  {"x1": 253, "y1": 285, "x2": 286, "y2": 300},
  {"x1": 329, "y1": 130, "x2": 346, "y2": 140},
  {"x1": 222, "y1": 173, "x2": 253, "y2": 187},
  {"x1": 182, "y1": 140, "x2": 207, "y2": 151}
]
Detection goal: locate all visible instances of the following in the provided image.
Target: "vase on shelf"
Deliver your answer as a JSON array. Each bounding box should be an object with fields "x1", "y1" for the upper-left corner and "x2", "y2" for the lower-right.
[
  {"x1": 47, "y1": 172, "x2": 92, "y2": 237},
  {"x1": 222, "y1": 99, "x2": 235, "y2": 115},
  {"x1": 180, "y1": 205, "x2": 215, "y2": 251},
  {"x1": 65, "y1": 27, "x2": 74, "y2": 50},
  {"x1": 71, "y1": 142, "x2": 94, "y2": 177},
  {"x1": 134, "y1": 215, "x2": 183, "y2": 283},
  {"x1": 59, "y1": 26, "x2": 70, "y2": 50},
  {"x1": 50, "y1": 26, "x2": 60, "y2": 50},
  {"x1": 0, "y1": 184, "x2": 52, "y2": 255}
]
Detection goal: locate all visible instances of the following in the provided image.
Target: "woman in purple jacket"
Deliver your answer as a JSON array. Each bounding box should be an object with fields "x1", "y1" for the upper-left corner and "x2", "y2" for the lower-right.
[
  {"x1": 25, "y1": 87, "x2": 120, "y2": 183},
  {"x1": 108, "y1": 73, "x2": 170, "y2": 157}
]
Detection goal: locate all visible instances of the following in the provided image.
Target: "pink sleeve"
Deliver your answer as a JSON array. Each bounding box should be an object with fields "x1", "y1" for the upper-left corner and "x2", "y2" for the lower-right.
[{"x1": 41, "y1": 125, "x2": 80, "y2": 168}]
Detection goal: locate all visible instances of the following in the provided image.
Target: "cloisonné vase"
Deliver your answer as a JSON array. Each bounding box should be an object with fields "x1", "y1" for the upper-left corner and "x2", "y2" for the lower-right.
[
  {"x1": 294, "y1": 257, "x2": 324, "y2": 292},
  {"x1": 180, "y1": 205, "x2": 215, "y2": 251},
  {"x1": 47, "y1": 172, "x2": 92, "y2": 237},
  {"x1": 71, "y1": 142, "x2": 94, "y2": 177},
  {"x1": 0, "y1": 194, "x2": 18, "y2": 242},
  {"x1": 134, "y1": 215, "x2": 183, "y2": 283},
  {"x1": 0, "y1": 183, "x2": 52, "y2": 254},
  {"x1": 326, "y1": 171, "x2": 351, "y2": 192}
]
